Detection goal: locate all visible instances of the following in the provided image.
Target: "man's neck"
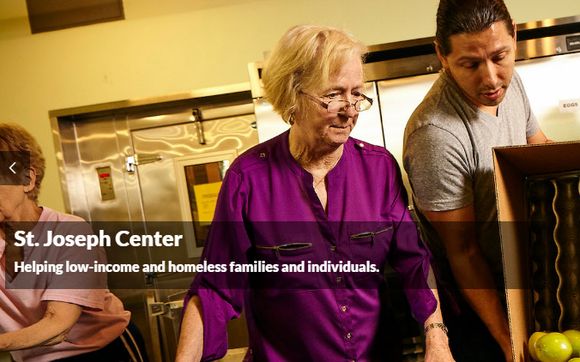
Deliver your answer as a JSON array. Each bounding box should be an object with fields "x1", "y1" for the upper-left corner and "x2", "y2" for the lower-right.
[{"x1": 479, "y1": 104, "x2": 499, "y2": 117}]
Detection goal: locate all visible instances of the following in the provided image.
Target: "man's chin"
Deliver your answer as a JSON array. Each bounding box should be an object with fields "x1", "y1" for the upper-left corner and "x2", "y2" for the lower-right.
[{"x1": 477, "y1": 93, "x2": 506, "y2": 107}]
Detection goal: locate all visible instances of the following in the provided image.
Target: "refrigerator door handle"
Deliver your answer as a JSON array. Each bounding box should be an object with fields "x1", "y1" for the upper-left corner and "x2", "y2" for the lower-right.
[{"x1": 147, "y1": 299, "x2": 185, "y2": 318}]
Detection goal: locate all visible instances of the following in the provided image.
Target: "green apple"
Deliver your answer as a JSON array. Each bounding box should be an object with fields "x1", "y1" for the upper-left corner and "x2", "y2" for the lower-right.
[
  {"x1": 563, "y1": 330, "x2": 580, "y2": 357},
  {"x1": 529, "y1": 331, "x2": 548, "y2": 360},
  {"x1": 535, "y1": 332, "x2": 573, "y2": 362},
  {"x1": 568, "y1": 358, "x2": 580, "y2": 362}
]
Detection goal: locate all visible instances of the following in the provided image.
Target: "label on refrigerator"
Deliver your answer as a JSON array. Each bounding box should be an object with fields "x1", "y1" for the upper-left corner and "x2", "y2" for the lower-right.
[
  {"x1": 193, "y1": 181, "x2": 222, "y2": 222},
  {"x1": 559, "y1": 99, "x2": 580, "y2": 113},
  {"x1": 96, "y1": 166, "x2": 116, "y2": 201}
]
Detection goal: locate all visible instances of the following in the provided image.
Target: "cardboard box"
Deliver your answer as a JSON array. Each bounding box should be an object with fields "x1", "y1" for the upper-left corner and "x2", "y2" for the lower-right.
[{"x1": 493, "y1": 141, "x2": 580, "y2": 362}]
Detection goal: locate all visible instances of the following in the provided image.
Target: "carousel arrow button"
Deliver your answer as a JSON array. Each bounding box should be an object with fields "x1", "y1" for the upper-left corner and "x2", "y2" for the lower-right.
[{"x1": 1, "y1": 152, "x2": 28, "y2": 185}]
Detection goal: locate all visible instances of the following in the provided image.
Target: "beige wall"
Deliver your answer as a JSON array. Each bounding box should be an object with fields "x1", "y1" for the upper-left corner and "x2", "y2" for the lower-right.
[{"x1": 0, "y1": 0, "x2": 579, "y2": 212}]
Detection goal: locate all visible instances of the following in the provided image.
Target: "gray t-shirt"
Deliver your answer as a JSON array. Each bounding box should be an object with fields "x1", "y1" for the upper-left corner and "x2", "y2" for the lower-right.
[{"x1": 403, "y1": 70, "x2": 539, "y2": 290}]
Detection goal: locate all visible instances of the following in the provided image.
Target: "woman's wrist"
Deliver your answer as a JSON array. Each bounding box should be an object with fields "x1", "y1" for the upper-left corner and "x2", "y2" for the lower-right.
[{"x1": 424, "y1": 322, "x2": 448, "y2": 335}]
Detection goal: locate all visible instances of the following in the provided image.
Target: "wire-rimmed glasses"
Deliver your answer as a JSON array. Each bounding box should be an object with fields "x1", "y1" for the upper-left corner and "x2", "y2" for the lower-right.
[{"x1": 301, "y1": 91, "x2": 373, "y2": 114}]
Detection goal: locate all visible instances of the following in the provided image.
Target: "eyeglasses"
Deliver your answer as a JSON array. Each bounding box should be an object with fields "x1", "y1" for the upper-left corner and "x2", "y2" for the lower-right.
[{"x1": 300, "y1": 91, "x2": 373, "y2": 114}]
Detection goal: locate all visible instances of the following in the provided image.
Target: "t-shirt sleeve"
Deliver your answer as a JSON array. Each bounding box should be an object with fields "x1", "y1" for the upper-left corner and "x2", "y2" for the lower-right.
[
  {"x1": 404, "y1": 125, "x2": 473, "y2": 212},
  {"x1": 42, "y1": 221, "x2": 107, "y2": 310},
  {"x1": 513, "y1": 71, "x2": 540, "y2": 138}
]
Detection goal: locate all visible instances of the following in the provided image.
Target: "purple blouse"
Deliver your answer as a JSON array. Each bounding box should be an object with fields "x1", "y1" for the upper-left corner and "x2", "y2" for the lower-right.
[{"x1": 186, "y1": 131, "x2": 437, "y2": 361}]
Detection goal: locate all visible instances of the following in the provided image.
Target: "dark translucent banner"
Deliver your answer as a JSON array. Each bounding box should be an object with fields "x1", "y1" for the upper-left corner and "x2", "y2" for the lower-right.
[{"x1": 1, "y1": 221, "x2": 574, "y2": 293}]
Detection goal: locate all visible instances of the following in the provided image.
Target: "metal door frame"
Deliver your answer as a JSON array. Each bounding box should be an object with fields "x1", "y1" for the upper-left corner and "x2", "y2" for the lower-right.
[{"x1": 49, "y1": 83, "x2": 254, "y2": 362}]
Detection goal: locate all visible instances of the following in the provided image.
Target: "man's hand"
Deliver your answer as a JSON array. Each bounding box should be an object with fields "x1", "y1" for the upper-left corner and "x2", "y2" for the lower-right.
[{"x1": 527, "y1": 129, "x2": 552, "y2": 144}]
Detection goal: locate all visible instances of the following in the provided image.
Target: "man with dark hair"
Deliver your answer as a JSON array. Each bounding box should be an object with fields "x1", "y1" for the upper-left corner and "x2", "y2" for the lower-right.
[{"x1": 403, "y1": 0, "x2": 550, "y2": 361}]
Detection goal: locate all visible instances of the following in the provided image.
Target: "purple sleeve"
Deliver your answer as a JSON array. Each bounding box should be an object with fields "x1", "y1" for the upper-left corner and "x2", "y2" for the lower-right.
[
  {"x1": 385, "y1": 157, "x2": 437, "y2": 325},
  {"x1": 183, "y1": 170, "x2": 251, "y2": 361}
]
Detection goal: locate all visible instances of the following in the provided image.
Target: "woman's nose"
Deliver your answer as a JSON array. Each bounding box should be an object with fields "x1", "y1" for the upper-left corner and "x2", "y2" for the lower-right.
[{"x1": 340, "y1": 103, "x2": 358, "y2": 118}]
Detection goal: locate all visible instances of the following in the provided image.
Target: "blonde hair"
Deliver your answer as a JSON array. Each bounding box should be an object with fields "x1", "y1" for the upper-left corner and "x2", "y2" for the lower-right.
[
  {"x1": 262, "y1": 25, "x2": 367, "y2": 123},
  {"x1": 0, "y1": 123, "x2": 45, "y2": 202}
]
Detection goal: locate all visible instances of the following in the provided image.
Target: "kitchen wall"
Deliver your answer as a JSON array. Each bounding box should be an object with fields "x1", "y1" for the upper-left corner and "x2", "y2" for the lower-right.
[{"x1": 0, "y1": 0, "x2": 579, "y2": 212}]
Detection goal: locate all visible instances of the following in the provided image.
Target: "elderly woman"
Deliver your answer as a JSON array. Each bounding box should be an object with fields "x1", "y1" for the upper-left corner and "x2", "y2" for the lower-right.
[
  {"x1": 177, "y1": 25, "x2": 454, "y2": 361},
  {"x1": 0, "y1": 123, "x2": 145, "y2": 362}
]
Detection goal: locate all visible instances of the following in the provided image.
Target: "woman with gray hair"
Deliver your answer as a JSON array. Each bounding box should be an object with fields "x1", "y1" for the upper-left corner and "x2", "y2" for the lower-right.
[
  {"x1": 177, "y1": 25, "x2": 454, "y2": 361},
  {"x1": 0, "y1": 123, "x2": 146, "y2": 362}
]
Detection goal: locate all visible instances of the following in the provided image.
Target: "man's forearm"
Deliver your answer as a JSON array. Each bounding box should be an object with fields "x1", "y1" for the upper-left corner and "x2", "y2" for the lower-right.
[
  {"x1": 447, "y1": 252, "x2": 511, "y2": 357},
  {"x1": 422, "y1": 199, "x2": 512, "y2": 361}
]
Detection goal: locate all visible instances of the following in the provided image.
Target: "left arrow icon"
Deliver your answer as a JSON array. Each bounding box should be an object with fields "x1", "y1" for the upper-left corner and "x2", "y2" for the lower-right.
[{"x1": 9, "y1": 162, "x2": 16, "y2": 174}]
